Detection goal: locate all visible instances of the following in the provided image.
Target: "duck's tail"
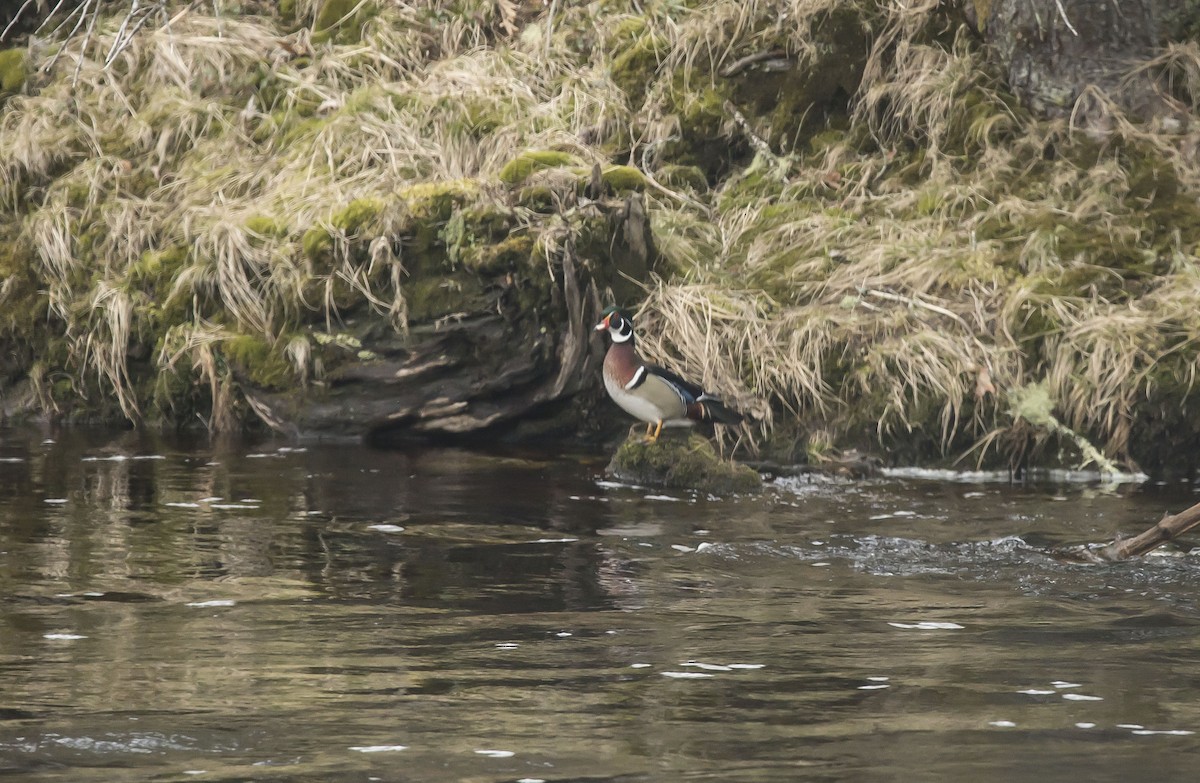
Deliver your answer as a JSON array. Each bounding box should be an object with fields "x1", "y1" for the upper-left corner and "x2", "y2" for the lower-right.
[{"x1": 687, "y1": 394, "x2": 744, "y2": 425}]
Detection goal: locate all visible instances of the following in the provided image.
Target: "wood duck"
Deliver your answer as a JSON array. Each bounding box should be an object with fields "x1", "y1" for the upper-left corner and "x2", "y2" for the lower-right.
[{"x1": 594, "y1": 306, "x2": 744, "y2": 442}]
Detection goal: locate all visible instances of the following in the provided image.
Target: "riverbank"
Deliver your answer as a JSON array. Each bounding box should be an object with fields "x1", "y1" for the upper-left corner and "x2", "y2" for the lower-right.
[{"x1": 1, "y1": 1, "x2": 1199, "y2": 476}]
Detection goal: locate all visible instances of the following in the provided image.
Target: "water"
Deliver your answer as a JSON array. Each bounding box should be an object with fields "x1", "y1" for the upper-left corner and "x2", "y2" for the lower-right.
[{"x1": 3, "y1": 427, "x2": 1200, "y2": 782}]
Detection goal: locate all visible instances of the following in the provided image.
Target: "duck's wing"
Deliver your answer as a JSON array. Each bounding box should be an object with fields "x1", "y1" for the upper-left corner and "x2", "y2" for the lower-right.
[
  {"x1": 626, "y1": 363, "x2": 704, "y2": 403},
  {"x1": 629, "y1": 364, "x2": 743, "y2": 425}
]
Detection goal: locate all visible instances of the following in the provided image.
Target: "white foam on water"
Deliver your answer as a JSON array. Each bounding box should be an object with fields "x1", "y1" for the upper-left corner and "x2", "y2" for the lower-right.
[
  {"x1": 200, "y1": 496, "x2": 222, "y2": 502},
  {"x1": 1052, "y1": 681, "x2": 1082, "y2": 689},
  {"x1": 1062, "y1": 694, "x2": 1103, "y2": 701},
  {"x1": 727, "y1": 664, "x2": 765, "y2": 670},
  {"x1": 208, "y1": 504, "x2": 259, "y2": 510},
  {"x1": 1132, "y1": 729, "x2": 1195, "y2": 736},
  {"x1": 351, "y1": 745, "x2": 408, "y2": 752},
  {"x1": 555, "y1": 632, "x2": 572, "y2": 637},
  {"x1": 662, "y1": 671, "x2": 715, "y2": 679},
  {"x1": 883, "y1": 466, "x2": 1149, "y2": 484},
  {"x1": 43, "y1": 498, "x2": 67, "y2": 504},
  {"x1": 186, "y1": 600, "x2": 235, "y2": 608},
  {"x1": 474, "y1": 749, "x2": 514, "y2": 758},
  {"x1": 43, "y1": 633, "x2": 86, "y2": 640},
  {"x1": 182, "y1": 771, "x2": 207, "y2": 776},
  {"x1": 630, "y1": 663, "x2": 652, "y2": 668},
  {"x1": 858, "y1": 684, "x2": 889, "y2": 690},
  {"x1": 596, "y1": 480, "x2": 642, "y2": 490},
  {"x1": 530, "y1": 538, "x2": 579, "y2": 543},
  {"x1": 0, "y1": 457, "x2": 24, "y2": 463},
  {"x1": 1075, "y1": 723, "x2": 1096, "y2": 729},
  {"x1": 367, "y1": 524, "x2": 406, "y2": 533},
  {"x1": 811, "y1": 562, "x2": 831, "y2": 567},
  {"x1": 893, "y1": 511, "x2": 917, "y2": 517},
  {"x1": 644, "y1": 494, "x2": 682, "y2": 502},
  {"x1": 869, "y1": 514, "x2": 894, "y2": 520},
  {"x1": 681, "y1": 662, "x2": 732, "y2": 671},
  {"x1": 495, "y1": 643, "x2": 519, "y2": 650},
  {"x1": 1018, "y1": 689, "x2": 1056, "y2": 695},
  {"x1": 867, "y1": 676, "x2": 889, "y2": 681},
  {"x1": 1117, "y1": 724, "x2": 1145, "y2": 729},
  {"x1": 963, "y1": 492, "x2": 986, "y2": 498},
  {"x1": 671, "y1": 545, "x2": 695, "y2": 553},
  {"x1": 989, "y1": 721, "x2": 1017, "y2": 728},
  {"x1": 517, "y1": 779, "x2": 547, "y2": 783},
  {"x1": 695, "y1": 542, "x2": 714, "y2": 553},
  {"x1": 165, "y1": 502, "x2": 200, "y2": 508},
  {"x1": 888, "y1": 621, "x2": 964, "y2": 630}
]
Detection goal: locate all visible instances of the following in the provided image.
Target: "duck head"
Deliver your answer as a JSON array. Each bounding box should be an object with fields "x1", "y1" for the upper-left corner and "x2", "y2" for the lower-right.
[{"x1": 594, "y1": 306, "x2": 635, "y2": 344}]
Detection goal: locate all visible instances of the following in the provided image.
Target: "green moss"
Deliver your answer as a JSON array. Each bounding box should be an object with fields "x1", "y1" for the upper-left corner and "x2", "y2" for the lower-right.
[
  {"x1": 313, "y1": 0, "x2": 377, "y2": 44},
  {"x1": 332, "y1": 197, "x2": 383, "y2": 233},
  {"x1": 221, "y1": 334, "x2": 293, "y2": 390},
  {"x1": 654, "y1": 164, "x2": 708, "y2": 191},
  {"x1": 0, "y1": 48, "x2": 26, "y2": 94},
  {"x1": 302, "y1": 226, "x2": 332, "y2": 261},
  {"x1": 245, "y1": 216, "x2": 286, "y2": 237},
  {"x1": 401, "y1": 179, "x2": 480, "y2": 221},
  {"x1": 404, "y1": 274, "x2": 486, "y2": 323},
  {"x1": 515, "y1": 185, "x2": 557, "y2": 212},
  {"x1": 498, "y1": 150, "x2": 582, "y2": 185},
  {"x1": 466, "y1": 234, "x2": 535, "y2": 273},
  {"x1": 130, "y1": 245, "x2": 188, "y2": 287},
  {"x1": 606, "y1": 433, "x2": 761, "y2": 494},
  {"x1": 598, "y1": 165, "x2": 648, "y2": 193},
  {"x1": 610, "y1": 31, "x2": 665, "y2": 104}
]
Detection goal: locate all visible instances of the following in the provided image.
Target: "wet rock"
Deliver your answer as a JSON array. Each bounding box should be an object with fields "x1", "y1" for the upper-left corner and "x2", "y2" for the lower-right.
[{"x1": 606, "y1": 432, "x2": 761, "y2": 494}]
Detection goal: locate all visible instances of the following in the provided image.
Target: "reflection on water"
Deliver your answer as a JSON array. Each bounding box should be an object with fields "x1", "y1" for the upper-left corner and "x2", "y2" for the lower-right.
[{"x1": 2, "y1": 427, "x2": 1200, "y2": 782}]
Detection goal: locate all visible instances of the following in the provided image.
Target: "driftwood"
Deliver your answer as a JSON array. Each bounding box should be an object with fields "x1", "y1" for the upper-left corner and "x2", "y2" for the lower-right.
[{"x1": 1093, "y1": 499, "x2": 1200, "y2": 561}]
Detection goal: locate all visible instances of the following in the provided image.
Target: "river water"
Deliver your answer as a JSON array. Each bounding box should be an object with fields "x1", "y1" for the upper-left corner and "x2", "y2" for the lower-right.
[{"x1": 2, "y1": 427, "x2": 1200, "y2": 782}]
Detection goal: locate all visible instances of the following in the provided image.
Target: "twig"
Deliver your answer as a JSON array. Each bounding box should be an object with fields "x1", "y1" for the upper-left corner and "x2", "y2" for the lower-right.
[
  {"x1": 719, "y1": 49, "x2": 787, "y2": 78},
  {"x1": 34, "y1": 0, "x2": 71, "y2": 36},
  {"x1": 72, "y1": 0, "x2": 103, "y2": 87},
  {"x1": 1097, "y1": 500, "x2": 1200, "y2": 560},
  {"x1": 723, "y1": 99, "x2": 773, "y2": 158},
  {"x1": 860, "y1": 287, "x2": 970, "y2": 330},
  {"x1": 1054, "y1": 0, "x2": 1079, "y2": 36},
  {"x1": 106, "y1": 3, "x2": 158, "y2": 67},
  {"x1": 544, "y1": 0, "x2": 557, "y2": 61},
  {"x1": 1, "y1": 0, "x2": 37, "y2": 42}
]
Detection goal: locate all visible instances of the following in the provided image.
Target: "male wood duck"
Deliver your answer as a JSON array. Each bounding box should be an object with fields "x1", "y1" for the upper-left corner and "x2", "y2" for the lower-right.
[{"x1": 594, "y1": 306, "x2": 744, "y2": 442}]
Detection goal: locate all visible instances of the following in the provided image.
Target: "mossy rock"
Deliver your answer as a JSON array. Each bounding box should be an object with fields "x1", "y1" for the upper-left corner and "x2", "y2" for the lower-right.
[
  {"x1": 499, "y1": 150, "x2": 582, "y2": 185},
  {"x1": 606, "y1": 433, "x2": 761, "y2": 494},
  {"x1": 0, "y1": 48, "x2": 26, "y2": 95}
]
